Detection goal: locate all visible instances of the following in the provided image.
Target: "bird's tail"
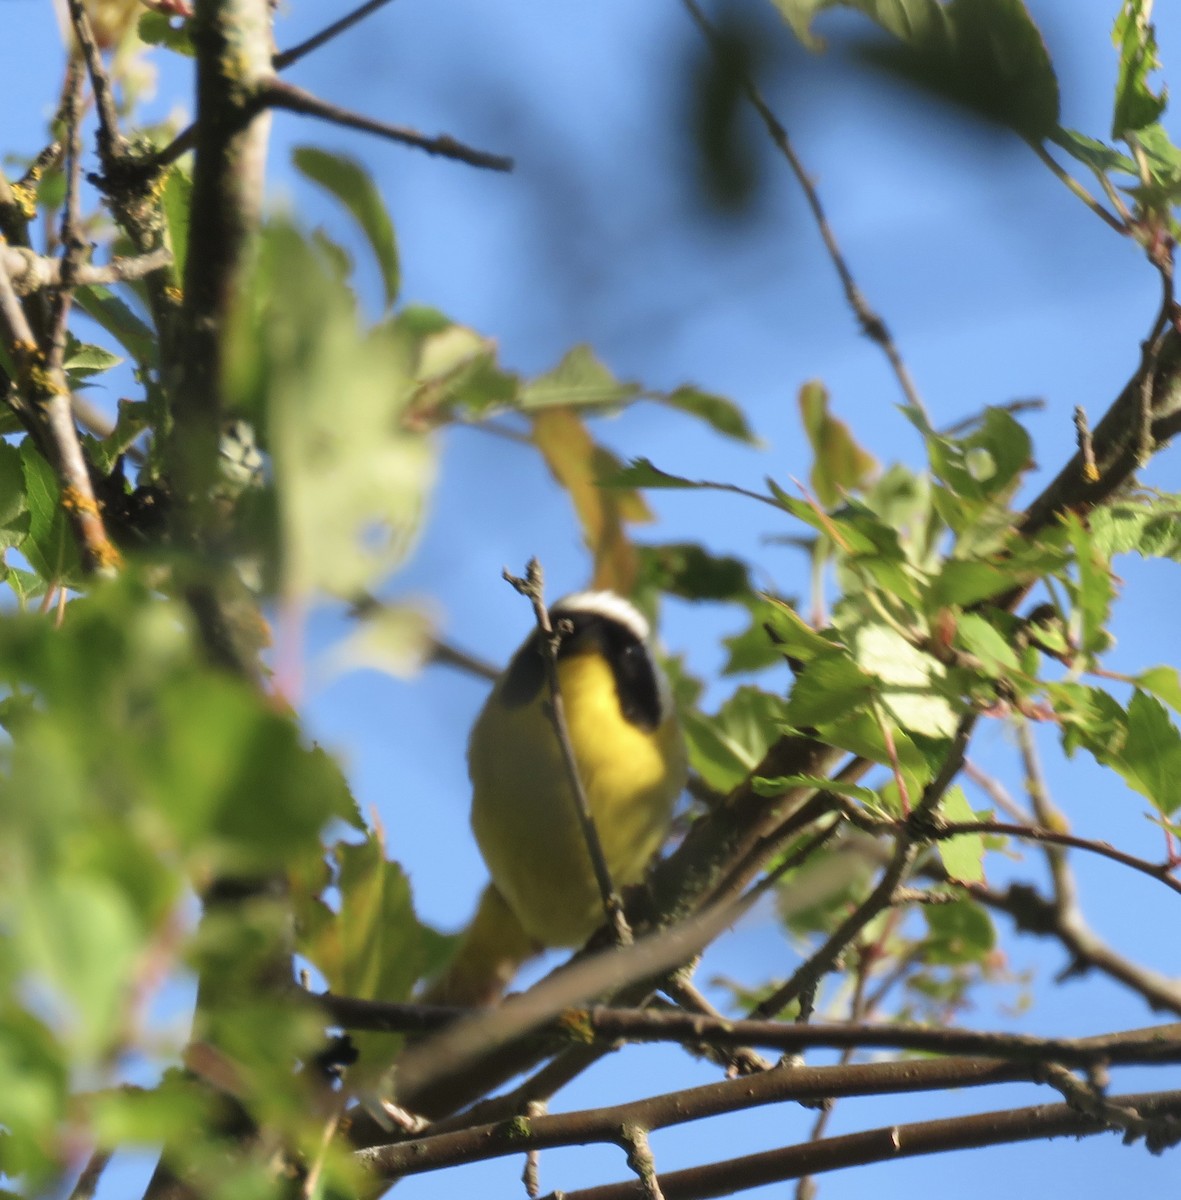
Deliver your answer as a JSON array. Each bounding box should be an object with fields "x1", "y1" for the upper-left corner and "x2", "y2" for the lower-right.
[{"x1": 420, "y1": 883, "x2": 539, "y2": 1007}]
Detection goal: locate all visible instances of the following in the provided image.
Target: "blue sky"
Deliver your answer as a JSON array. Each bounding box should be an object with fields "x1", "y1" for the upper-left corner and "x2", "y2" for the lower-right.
[{"x1": 6, "y1": 1, "x2": 1181, "y2": 1196}]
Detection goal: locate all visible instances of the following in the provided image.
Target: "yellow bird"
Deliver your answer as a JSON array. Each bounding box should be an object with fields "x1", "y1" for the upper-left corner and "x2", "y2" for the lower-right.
[{"x1": 426, "y1": 592, "x2": 687, "y2": 1006}]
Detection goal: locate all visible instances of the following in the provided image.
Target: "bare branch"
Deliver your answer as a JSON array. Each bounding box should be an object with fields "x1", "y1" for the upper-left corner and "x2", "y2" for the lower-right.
[
  {"x1": 257, "y1": 78, "x2": 514, "y2": 172},
  {"x1": 546, "y1": 1088, "x2": 1181, "y2": 1200},
  {"x1": 678, "y1": 0, "x2": 927, "y2": 420},
  {"x1": 2, "y1": 246, "x2": 173, "y2": 297},
  {"x1": 273, "y1": 0, "x2": 399, "y2": 70},
  {"x1": 0, "y1": 254, "x2": 120, "y2": 573},
  {"x1": 966, "y1": 881, "x2": 1181, "y2": 1015},
  {"x1": 64, "y1": 0, "x2": 125, "y2": 165}
]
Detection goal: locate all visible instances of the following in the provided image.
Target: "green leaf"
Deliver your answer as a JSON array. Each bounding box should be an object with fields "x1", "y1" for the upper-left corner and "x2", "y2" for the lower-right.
[
  {"x1": 753, "y1": 774, "x2": 882, "y2": 809},
  {"x1": 1136, "y1": 665, "x2": 1181, "y2": 715},
  {"x1": 227, "y1": 222, "x2": 436, "y2": 600},
  {"x1": 137, "y1": 10, "x2": 194, "y2": 54},
  {"x1": 660, "y1": 386, "x2": 760, "y2": 444},
  {"x1": 603, "y1": 457, "x2": 710, "y2": 490},
  {"x1": 842, "y1": 617, "x2": 960, "y2": 738},
  {"x1": 955, "y1": 611, "x2": 1021, "y2": 675},
  {"x1": 724, "y1": 595, "x2": 828, "y2": 675},
  {"x1": 636, "y1": 542, "x2": 753, "y2": 602},
  {"x1": 160, "y1": 167, "x2": 192, "y2": 283},
  {"x1": 680, "y1": 686, "x2": 790, "y2": 793},
  {"x1": 851, "y1": 0, "x2": 1060, "y2": 142},
  {"x1": 296, "y1": 833, "x2": 452, "y2": 1082},
  {"x1": 1048, "y1": 128, "x2": 1138, "y2": 177},
  {"x1": 1090, "y1": 496, "x2": 1181, "y2": 560},
  {"x1": 0, "y1": 440, "x2": 29, "y2": 552},
  {"x1": 936, "y1": 786, "x2": 985, "y2": 883},
  {"x1": 799, "y1": 380, "x2": 878, "y2": 507},
  {"x1": 520, "y1": 345, "x2": 641, "y2": 411},
  {"x1": 293, "y1": 146, "x2": 400, "y2": 308},
  {"x1": 63, "y1": 336, "x2": 123, "y2": 378},
  {"x1": 74, "y1": 285, "x2": 156, "y2": 365},
  {"x1": 1065, "y1": 513, "x2": 1114, "y2": 658},
  {"x1": 15, "y1": 876, "x2": 140, "y2": 1057},
  {"x1": 921, "y1": 895, "x2": 995, "y2": 964},
  {"x1": 328, "y1": 600, "x2": 437, "y2": 679},
  {"x1": 1118, "y1": 690, "x2": 1181, "y2": 816},
  {"x1": 785, "y1": 648, "x2": 875, "y2": 729},
  {"x1": 1112, "y1": 0, "x2": 1167, "y2": 140},
  {"x1": 769, "y1": 0, "x2": 831, "y2": 50},
  {"x1": 19, "y1": 439, "x2": 80, "y2": 586}
]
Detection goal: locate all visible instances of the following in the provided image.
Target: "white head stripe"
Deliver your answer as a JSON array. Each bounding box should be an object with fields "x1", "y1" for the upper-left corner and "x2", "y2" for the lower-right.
[{"x1": 550, "y1": 591, "x2": 650, "y2": 642}]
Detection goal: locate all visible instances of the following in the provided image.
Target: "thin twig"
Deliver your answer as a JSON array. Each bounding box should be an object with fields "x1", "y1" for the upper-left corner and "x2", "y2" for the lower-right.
[
  {"x1": 426, "y1": 637, "x2": 500, "y2": 682},
  {"x1": 503, "y1": 558, "x2": 632, "y2": 945},
  {"x1": 659, "y1": 975, "x2": 773, "y2": 1076},
  {"x1": 68, "y1": 1148, "x2": 113, "y2": 1200},
  {"x1": 748, "y1": 715, "x2": 976, "y2": 1019},
  {"x1": 1031, "y1": 143, "x2": 1127, "y2": 235},
  {"x1": 0, "y1": 255, "x2": 119, "y2": 573},
  {"x1": 47, "y1": 61, "x2": 87, "y2": 380},
  {"x1": 2, "y1": 245, "x2": 173, "y2": 296},
  {"x1": 965, "y1": 880, "x2": 1181, "y2": 1014},
  {"x1": 273, "y1": 0, "x2": 398, "y2": 70},
  {"x1": 64, "y1": 0, "x2": 125, "y2": 166},
  {"x1": 679, "y1": 0, "x2": 928, "y2": 419},
  {"x1": 257, "y1": 78, "x2": 514, "y2": 172},
  {"x1": 1073, "y1": 406, "x2": 1099, "y2": 483}
]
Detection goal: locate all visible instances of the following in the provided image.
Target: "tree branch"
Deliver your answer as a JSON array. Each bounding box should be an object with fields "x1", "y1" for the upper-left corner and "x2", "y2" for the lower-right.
[
  {"x1": 546, "y1": 1088, "x2": 1181, "y2": 1200},
  {"x1": 256, "y1": 78, "x2": 514, "y2": 172},
  {"x1": 272, "y1": 0, "x2": 399, "y2": 70},
  {"x1": 679, "y1": 0, "x2": 927, "y2": 420},
  {"x1": 359, "y1": 1053, "x2": 1047, "y2": 1181},
  {"x1": 0, "y1": 253, "x2": 120, "y2": 574},
  {"x1": 2, "y1": 245, "x2": 173, "y2": 296}
]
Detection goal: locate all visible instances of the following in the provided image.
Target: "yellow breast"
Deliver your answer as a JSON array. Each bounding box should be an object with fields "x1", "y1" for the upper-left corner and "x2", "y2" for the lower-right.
[{"x1": 468, "y1": 648, "x2": 685, "y2": 947}]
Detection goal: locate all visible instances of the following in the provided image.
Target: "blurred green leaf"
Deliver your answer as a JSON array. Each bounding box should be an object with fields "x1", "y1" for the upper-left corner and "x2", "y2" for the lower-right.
[
  {"x1": 520, "y1": 345, "x2": 640, "y2": 410},
  {"x1": 1112, "y1": 0, "x2": 1167, "y2": 139},
  {"x1": 137, "y1": 10, "x2": 194, "y2": 54},
  {"x1": 1065, "y1": 513, "x2": 1114, "y2": 658},
  {"x1": 1118, "y1": 690, "x2": 1181, "y2": 816},
  {"x1": 660, "y1": 386, "x2": 760, "y2": 444},
  {"x1": 936, "y1": 786, "x2": 985, "y2": 883},
  {"x1": 955, "y1": 611, "x2": 1021, "y2": 675},
  {"x1": 681, "y1": 686, "x2": 790, "y2": 793},
  {"x1": 160, "y1": 166, "x2": 192, "y2": 283},
  {"x1": 227, "y1": 222, "x2": 436, "y2": 600},
  {"x1": 15, "y1": 876, "x2": 140, "y2": 1057},
  {"x1": 1136, "y1": 665, "x2": 1181, "y2": 714},
  {"x1": 1048, "y1": 127, "x2": 1137, "y2": 176},
  {"x1": 637, "y1": 542, "x2": 753, "y2": 602},
  {"x1": 784, "y1": 647, "x2": 874, "y2": 728},
  {"x1": 850, "y1": 0, "x2": 1060, "y2": 141},
  {"x1": 74, "y1": 285, "x2": 156, "y2": 365},
  {"x1": 842, "y1": 616, "x2": 960, "y2": 739},
  {"x1": 0, "y1": 440, "x2": 29, "y2": 552},
  {"x1": 63, "y1": 336, "x2": 122, "y2": 378},
  {"x1": 297, "y1": 832, "x2": 452, "y2": 1082},
  {"x1": 799, "y1": 380, "x2": 878, "y2": 507},
  {"x1": 604, "y1": 458, "x2": 709, "y2": 490},
  {"x1": 19, "y1": 439, "x2": 80, "y2": 586},
  {"x1": 329, "y1": 600, "x2": 437, "y2": 680},
  {"x1": 921, "y1": 895, "x2": 995, "y2": 964},
  {"x1": 293, "y1": 146, "x2": 400, "y2": 308}
]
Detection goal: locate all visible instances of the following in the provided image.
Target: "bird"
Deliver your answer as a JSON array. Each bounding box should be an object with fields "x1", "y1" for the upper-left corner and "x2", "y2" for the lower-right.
[{"x1": 424, "y1": 591, "x2": 687, "y2": 1006}]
